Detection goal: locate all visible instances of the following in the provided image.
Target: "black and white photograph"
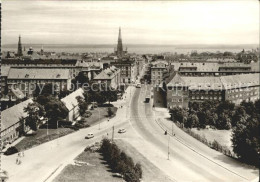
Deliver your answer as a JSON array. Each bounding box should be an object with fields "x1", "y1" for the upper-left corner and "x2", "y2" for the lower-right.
[{"x1": 0, "y1": 1, "x2": 259, "y2": 182}]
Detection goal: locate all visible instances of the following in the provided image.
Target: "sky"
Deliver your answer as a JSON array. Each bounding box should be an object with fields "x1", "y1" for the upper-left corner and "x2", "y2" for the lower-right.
[{"x1": 2, "y1": 0, "x2": 259, "y2": 45}]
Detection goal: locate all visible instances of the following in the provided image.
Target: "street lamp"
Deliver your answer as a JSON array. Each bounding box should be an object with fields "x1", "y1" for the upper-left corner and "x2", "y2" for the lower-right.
[
  {"x1": 167, "y1": 135, "x2": 170, "y2": 160},
  {"x1": 98, "y1": 107, "x2": 100, "y2": 130},
  {"x1": 46, "y1": 119, "x2": 49, "y2": 136}
]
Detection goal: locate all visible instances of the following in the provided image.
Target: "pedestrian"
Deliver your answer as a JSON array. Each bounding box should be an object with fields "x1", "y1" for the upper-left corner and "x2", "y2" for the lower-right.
[
  {"x1": 22, "y1": 151, "x2": 24, "y2": 157},
  {"x1": 18, "y1": 158, "x2": 22, "y2": 165},
  {"x1": 16, "y1": 157, "x2": 19, "y2": 164}
]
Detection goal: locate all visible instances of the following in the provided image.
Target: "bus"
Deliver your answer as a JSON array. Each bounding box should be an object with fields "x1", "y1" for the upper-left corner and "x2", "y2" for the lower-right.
[{"x1": 145, "y1": 89, "x2": 151, "y2": 103}]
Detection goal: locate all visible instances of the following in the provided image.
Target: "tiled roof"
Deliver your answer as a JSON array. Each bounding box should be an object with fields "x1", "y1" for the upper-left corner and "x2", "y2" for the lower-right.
[
  {"x1": 7, "y1": 68, "x2": 71, "y2": 80},
  {"x1": 171, "y1": 62, "x2": 254, "y2": 72},
  {"x1": 220, "y1": 73, "x2": 260, "y2": 89},
  {"x1": 2, "y1": 59, "x2": 77, "y2": 65},
  {"x1": 94, "y1": 66, "x2": 119, "y2": 80},
  {"x1": 1, "y1": 66, "x2": 11, "y2": 77},
  {"x1": 1, "y1": 99, "x2": 33, "y2": 132},
  {"x1": 167, "y1": 73, "x2": 259, "y2": 90},
  {"x1": 61, "y1": 88, "x2": 84, "y2": 111}
]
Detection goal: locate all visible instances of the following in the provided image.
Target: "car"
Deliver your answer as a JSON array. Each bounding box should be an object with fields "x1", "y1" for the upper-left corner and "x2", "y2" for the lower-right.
[
  {"x1": 85, "y1": 133, "x2": 94, "y2": 139},
  {"x1": 136, "y1": 83, "x2": 141, "y2": 88},
  {"x1": 118, "y1": 128, "x2": 126, "y2": 133}
]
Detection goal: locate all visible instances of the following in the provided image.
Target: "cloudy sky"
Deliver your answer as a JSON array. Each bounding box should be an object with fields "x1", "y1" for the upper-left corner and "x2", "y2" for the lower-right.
[{"x1": 2, "y1": 0, "x2": 259, "y2": 45}]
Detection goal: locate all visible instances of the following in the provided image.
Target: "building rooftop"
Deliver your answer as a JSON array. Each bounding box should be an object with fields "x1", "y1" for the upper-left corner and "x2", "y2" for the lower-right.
[
  {"x1": 94, "y1": 66, "x2": 119, "y2": 80},
  {"x1": 61, "y1": 88, "x2": 84, "y2": 112},
  {"x1": 171, "y1": 62, "x2": 255, "y2": 72},
  {"x1": 167, "y1": 73, "x2": 259, "y2": 90},
  {"x1": 8, "y1": 68, "x2": 71, "y2": 80},
  {"x1": 1, "y1": 99, "x2": 33, "y2": 132},
  {"x1": 1, "y1": 66, "x2": 11, "y2": 77},
  {"x1": 2, "y1": 59, "x2": 77, "y2": 65}
]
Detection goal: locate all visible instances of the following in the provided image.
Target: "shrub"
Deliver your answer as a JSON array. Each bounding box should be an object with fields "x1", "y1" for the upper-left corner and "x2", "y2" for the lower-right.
[
  {"x1": 4, "y1": 146, "x2": 19, "y2": 155},
  {"x1": 99, "y1": 139, "x2": 142, "y2": 180},
  {"x1": 107, "y1": 107, "x2": 114, "y2": 117},
  {"x1": 134, "y1": 163, "x2": 143, "y2": 179}
]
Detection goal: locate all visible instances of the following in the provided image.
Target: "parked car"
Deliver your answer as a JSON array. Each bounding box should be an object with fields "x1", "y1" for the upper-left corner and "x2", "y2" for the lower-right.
[
  {"x1": 85, "y1": 133, "x2": 94, "y2": 139},
  {"x1": 136, "y1": 83, "x2": 141, "y2": 88},
  {"x1": 118, "y1": 128, "x2": 126, "y2": 133}
]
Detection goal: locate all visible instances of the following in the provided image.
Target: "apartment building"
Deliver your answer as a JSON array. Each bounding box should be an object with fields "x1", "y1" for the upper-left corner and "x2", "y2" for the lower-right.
[
  {"x1": 167, "y1": 73, "x2": 259, "y2": 109},
  {"x1": 151, "y1": 60, "x2": 168, "y2": 85}
]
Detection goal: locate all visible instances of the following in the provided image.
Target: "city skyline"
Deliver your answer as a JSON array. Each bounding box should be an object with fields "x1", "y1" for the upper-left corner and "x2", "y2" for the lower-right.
[{"x1": 2, "y1": 1, "x2": 259, "y2": 45}]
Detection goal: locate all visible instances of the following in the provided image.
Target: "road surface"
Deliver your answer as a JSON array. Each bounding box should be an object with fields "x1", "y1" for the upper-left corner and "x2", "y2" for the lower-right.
[{"x1": 125, "y1": 84, "x2": 258, "y2": 182}]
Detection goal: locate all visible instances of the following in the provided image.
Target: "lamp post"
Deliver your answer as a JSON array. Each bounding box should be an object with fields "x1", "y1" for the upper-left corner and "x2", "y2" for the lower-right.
[
  {"x1": 98, "y1": 107, "x2": 100, "y2": 130},
  {"x1": 46, "y1": 119, "x2": 49, "y2": 136},
  {"x1": 167, "y1": 135, "x2": 170, "y2": 160}
]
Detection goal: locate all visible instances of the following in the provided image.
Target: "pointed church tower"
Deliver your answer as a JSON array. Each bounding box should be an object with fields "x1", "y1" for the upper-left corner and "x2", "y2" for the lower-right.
[
  {"x1": 17, "y1": 35, "x2": 23, "y2": 57},
  {"x1": 117, "y1": 27, "x2": 123, "y2": 58}
]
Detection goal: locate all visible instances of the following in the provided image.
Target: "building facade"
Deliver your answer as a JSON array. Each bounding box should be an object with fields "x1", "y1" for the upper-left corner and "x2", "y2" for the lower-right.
[
  {"x1": 169, "y1": 62, "x2": 259, "y2": 77},
  {"x1": 61, "y1": 88, "x2": 84, "y2": 121},
  {"x1": 6, "y1": 68, "x2": 72, "y2": 98},
  {"x1": 167, "y1": 73, "x2": 259, "y2": 109},
  {"x1": 111, "y1": 59, "x2": 137, "y2": 84},
  {"x1": 93, "y1": 66, "x2": 121, "y2": 89},
  {"x1": 151, "y1": 60, "x2": 168, "y2": 86},
  {"x1": 1, "y1": 99, "x2": 33, "y2": 147}
]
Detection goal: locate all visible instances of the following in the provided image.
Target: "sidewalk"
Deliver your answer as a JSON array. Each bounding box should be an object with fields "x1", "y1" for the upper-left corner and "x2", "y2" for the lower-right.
[{"x1": 1, "y1": 86, "x2": 134, "y2": 182}]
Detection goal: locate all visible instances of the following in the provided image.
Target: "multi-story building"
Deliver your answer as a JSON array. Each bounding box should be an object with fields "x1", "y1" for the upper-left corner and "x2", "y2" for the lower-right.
[
  {"x1": 166, "y1": 73, "x2": 259, "y2": 109},
  {"x1": 170, "y1": 62, "x2": 259, "y2": 77},
  {"x1": 93, "y1": 66, "x2": 121, "y2": 89},
  {"x1": 151, "y1": 60, "x2": 168, "y2": 85},
  {"x1": 6, "y1": 68, "x2": 72, "y2": 98},
  {"x1": 1, "y1": 99, "x2": 33, "y2": 147},
  {"x1": 111, "y1": 59, "x2": 137, "y2": 84},
  {"x1": 2, "y1": 59, "x2": 103, "y2": 80}
]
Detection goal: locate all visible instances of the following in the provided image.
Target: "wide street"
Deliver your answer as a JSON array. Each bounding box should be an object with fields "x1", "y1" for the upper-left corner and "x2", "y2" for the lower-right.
[
  {"x1": 1, "y1": 84, "x2": 258, "y2": 182},
  {"x1": 124, "y1": 85, "x2": 258, "y2": 182}
]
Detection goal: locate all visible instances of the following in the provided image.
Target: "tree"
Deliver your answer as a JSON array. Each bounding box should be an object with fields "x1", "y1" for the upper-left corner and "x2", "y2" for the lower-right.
[
  {"x1": 123, "y1": 168, "x2": 140, "y2": 182},
  {"x1": 134, "y1": 163, "x2": 142, "y2": 179},
  {"x1": 24, "y1": 102, "x2": 45, "y2": 131},
  {"x1": 37, "y1": 95, "x2": 68, "y2": 124},
  {"x1": 76, "y1": 96, "x2": 88, "y2": 116},
  {"x1": 41, "y1": 83, "x2": 58, "y2": 96},
  {"x1": 74, "y1": 72, "x2": 89, "y2": 87},
  {"x1": 232, "y1": 116, "x2": 260, "y2": 166},
  {"x1": 186, "y1": 114, "x2": 199, "y2": 128}
]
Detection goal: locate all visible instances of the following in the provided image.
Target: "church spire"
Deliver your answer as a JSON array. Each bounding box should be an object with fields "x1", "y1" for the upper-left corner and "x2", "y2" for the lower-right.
[
  {"x1": 17, "y1": 35, "x2": 23, "y2": 57},
  {"x1": 117, "y1": 27, "x2": 123, "y2": 57}
]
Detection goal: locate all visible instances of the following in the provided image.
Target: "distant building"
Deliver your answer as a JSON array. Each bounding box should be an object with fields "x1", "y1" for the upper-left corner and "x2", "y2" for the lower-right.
[
  {"x1": 166, "y1": 73, "x2": 260, "y2": 109},
  {"x1": 93, "y1": 66, "x2": 121, "y2": 89},
  {"x1": 6, "y1": 68, "x2": 72, "y2": 98},
  {"x1": 111, "y1": 59, "x2": 137, "y2": 84},
  {"x1": 169, "y1": 62, "x2": 259, "y2": 77},
  {"x1": 114, "y1": 27, "x2": 127, "y2": 58},
  {"x1": 17, "y1": 35, "x2": 23, "y2": 57},
  {"x1": 61, "y1": 88, "x2": 84, "y2": 121},
  {"x1": 150, "y1": 60, "x2": 168, "y2": 85},
  {"x1": 1, "y1": 99, "x2": 33, "y2": 147}
]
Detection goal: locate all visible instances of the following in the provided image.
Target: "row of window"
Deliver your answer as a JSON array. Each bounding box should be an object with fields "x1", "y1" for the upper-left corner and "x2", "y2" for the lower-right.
[
  {"x1": 1, "y1": 123, "x2": 20, "y2": 137},
  {"x1": 191, "y1": 96, "x2": 222, "y2": 100},
  {"x1": 226, "y1": 87, "x2": 257, "y2": 93},
  {"x1": 228, "y1": 92, "x2": 258, "y2": 98}
]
